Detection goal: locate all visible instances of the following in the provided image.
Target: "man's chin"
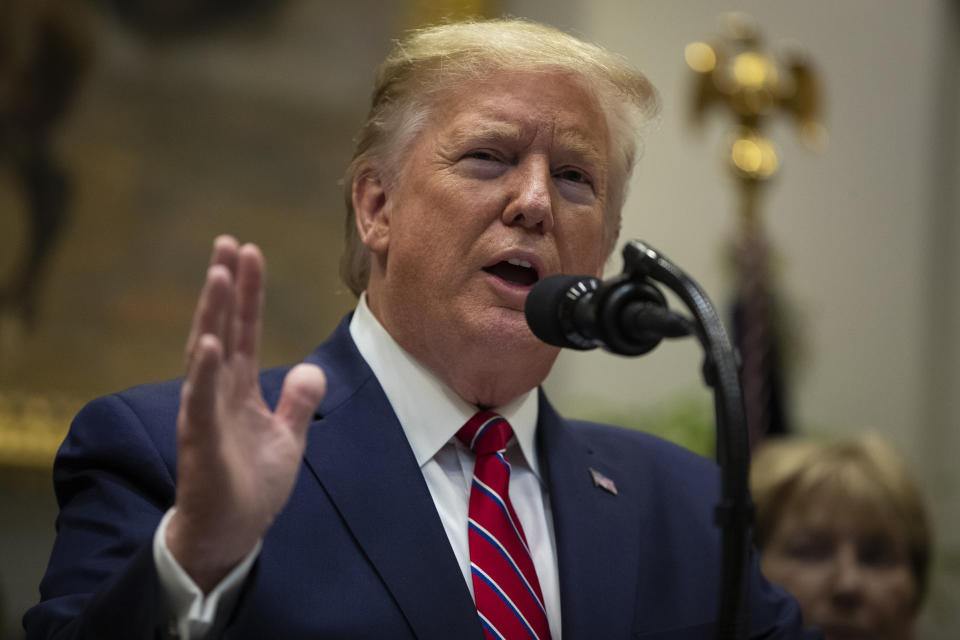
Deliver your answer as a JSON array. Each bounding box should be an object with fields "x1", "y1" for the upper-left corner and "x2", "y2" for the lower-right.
[
  {"x1": 472, "y1": 319, "x2": 560, "y2": 370},
  {"x1": 458, "y1": 330, "x2": 559, "y2": 406},
  {"x1": 472, "y1": 308, "x2": 546, "y2": 347}
]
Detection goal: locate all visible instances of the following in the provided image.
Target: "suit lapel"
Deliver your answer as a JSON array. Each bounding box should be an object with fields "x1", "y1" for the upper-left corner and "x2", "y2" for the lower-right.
[
  {"x1": 537, "y1": 393, "x2": 643, "y2": 640},
  {"x1": 294, "y1": 319, "x2": 651, "y2": 639},
  {"x1": 299, "y1": 320, "x2": 484, "y2": 640}
]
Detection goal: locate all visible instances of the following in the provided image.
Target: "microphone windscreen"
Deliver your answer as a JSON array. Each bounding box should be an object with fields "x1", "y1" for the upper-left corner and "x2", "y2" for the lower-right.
[{"x1": 524, "y1": 274, "x2": 594, "y2": 349}]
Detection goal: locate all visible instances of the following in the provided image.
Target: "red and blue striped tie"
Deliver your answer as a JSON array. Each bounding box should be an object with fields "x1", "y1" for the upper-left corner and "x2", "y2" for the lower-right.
[{"x1": 457, "y1": 411, "x2": 552, "y2": 640}]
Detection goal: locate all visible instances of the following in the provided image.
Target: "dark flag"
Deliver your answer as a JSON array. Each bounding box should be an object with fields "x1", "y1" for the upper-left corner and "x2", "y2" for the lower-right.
[{"x1": 730, "y1": 229, "x2": 791, "y2": 449}]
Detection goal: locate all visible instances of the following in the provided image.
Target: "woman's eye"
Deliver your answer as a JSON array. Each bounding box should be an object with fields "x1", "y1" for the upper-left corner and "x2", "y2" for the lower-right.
[
  {"x1": 784, "y1": 538, "x2": 833, "y2": 562},
  {"x1": 858, "y1": 538, "x2": 901, "y2": 568}
]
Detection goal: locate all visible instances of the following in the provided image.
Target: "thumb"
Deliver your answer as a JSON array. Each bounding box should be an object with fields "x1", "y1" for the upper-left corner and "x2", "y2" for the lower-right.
[{"x1": 275, "y1": 363, "x2": 327, "y2": 437}]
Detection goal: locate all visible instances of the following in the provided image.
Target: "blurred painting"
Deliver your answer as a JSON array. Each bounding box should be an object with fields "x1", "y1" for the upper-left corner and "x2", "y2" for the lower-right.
[{"x1": 0, "y1": 0, "x2": 411, "y2": 471}]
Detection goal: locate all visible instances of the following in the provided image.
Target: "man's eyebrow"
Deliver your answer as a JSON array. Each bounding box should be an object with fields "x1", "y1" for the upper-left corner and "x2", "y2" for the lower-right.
[
  {"x1": 556, "y1": 130, "x2": 605, "y2": 168},
  {"x1": 445, "y1": 122, "x2": 524, "y2": 149}
]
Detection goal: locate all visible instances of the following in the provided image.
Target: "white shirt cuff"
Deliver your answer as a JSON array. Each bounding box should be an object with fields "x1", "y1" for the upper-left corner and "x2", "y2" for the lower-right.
[{"x1": 153, "y1": 507, "x2": 262, "y2": 639}]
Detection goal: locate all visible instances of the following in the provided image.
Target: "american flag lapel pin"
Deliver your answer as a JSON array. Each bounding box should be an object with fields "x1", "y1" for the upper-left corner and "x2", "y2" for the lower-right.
[{"x1": 588, "y1": 467, "x2": 618, "y2": 495}]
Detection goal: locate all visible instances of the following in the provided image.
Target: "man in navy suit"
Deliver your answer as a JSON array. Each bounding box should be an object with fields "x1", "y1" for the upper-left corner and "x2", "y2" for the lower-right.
[{"x1": 26, "y1": 19, "x2": 811, "y2": 639}]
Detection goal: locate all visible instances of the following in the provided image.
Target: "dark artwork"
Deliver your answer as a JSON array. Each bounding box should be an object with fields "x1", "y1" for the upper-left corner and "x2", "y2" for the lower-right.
[
  {"x1": 0, "y1": 0, "x2": 297, "y2": 332},
  {"x1": 1, "y1": 0, "x2": 366, "y2": 431},
  {"x1": 0, "y1": 2, "x2": 92, "y2": 330}
]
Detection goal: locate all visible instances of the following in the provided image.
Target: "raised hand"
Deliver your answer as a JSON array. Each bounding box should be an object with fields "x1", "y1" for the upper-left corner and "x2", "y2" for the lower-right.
[{"x1": 166, "y1": 236, "x2": 327, "y2": 592}]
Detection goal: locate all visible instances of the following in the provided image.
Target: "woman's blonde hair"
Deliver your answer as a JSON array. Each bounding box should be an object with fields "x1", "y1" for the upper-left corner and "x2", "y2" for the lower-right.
[
  {"x1": 339, "y1": 18, "x2": 659, "y2": 296},
  {"x1": 751, "y1": 435, "x2": 932, "y2": 606}
]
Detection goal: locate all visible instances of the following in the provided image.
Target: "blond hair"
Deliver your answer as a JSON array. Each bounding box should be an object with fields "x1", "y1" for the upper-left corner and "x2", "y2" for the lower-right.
[
  {"x1": 751, "y1": 435, "x2": 932, "y2": 606},
  {"x1": 339, "y1": 18, "x2": 659, "y2": 296}
]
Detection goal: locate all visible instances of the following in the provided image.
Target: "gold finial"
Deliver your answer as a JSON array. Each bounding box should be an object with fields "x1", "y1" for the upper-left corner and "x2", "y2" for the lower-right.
[{"x1": 689, "y1": 12, "x2": 825, "y2": 213}]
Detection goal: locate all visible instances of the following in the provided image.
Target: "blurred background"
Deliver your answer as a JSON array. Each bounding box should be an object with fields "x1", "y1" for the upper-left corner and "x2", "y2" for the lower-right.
[{"x1": 0, "y1": 0, "x2": 956, "y2": 637}]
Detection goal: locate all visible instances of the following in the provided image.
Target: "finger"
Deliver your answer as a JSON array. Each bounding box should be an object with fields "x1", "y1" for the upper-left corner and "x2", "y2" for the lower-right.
[
  {"x1": 186, "y1": 236, "x2": 239, "y2": 361},
  {"x1": 210, "y1": 234, "x2": 240, "y2": 273},
  {"x1": 180, "y1": 333, "x2": 223, "y2": 446},
  {"x1": 185, "y1": 265, "x2": 234, "y2": 371},
  {"x1": 211, "y1": 236, "x2": 239, "y2": 361},
  {"x1": 233, "y1": 243, "x2": 265, "y2": 361},
  {"x1": 275, "y1": 364, "x2": 327, "y2": 439}
]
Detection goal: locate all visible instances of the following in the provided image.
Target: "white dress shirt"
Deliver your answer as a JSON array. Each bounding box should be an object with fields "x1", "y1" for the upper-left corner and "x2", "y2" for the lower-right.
[{"x1": 154, "y1": 294, "x2": 562, "y2": 639}]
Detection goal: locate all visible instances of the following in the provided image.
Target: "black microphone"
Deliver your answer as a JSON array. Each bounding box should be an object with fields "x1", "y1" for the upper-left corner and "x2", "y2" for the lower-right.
[{"x1": 525, "y1": 273, "x2": 692, "y2": 356}]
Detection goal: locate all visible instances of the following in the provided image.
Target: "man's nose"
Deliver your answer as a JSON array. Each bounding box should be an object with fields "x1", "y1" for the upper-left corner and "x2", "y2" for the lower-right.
[{"x1": 502, "y1": 158, "x2": 555, "y2": 232}]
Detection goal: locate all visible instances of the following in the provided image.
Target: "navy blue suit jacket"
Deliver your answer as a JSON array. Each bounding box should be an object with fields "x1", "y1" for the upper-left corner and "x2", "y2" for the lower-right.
[{"x1": 25, "y1": 316, "x2": 809, "y2": 639}]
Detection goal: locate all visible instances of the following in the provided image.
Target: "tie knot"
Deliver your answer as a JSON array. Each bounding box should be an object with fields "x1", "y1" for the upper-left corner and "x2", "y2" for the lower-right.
[{"x1": 456, "y1": 411, "x2": 514, "y2": 456}]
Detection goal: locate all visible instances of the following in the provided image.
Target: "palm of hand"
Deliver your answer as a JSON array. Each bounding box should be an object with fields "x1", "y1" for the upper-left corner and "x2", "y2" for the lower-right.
[{"x1": 168, "y1": 237, "x2": 326, "y2": 592}]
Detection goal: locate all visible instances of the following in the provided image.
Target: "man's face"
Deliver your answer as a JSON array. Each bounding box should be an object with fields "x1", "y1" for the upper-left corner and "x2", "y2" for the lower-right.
[
  {"x1": 761, "y1": 495, "x2": 918, "y2": 640},
  {"x1": 361, "y1": 70, "x2": 614, "y2": 406}
]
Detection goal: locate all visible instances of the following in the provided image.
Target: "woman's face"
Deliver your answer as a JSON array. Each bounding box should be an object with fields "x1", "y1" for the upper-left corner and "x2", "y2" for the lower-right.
[{"x1": 761, "y1": 494, "x2": 918, "y2": 640}]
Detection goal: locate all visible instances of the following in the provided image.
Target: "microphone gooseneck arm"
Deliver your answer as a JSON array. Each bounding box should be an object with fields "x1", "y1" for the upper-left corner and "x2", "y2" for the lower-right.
[
  {"x1": 525, "y1": 240, "x2": 752, "y2": 640},
  {"x1": 620, "y1": 240, "x2": 752, "y2": 640}
]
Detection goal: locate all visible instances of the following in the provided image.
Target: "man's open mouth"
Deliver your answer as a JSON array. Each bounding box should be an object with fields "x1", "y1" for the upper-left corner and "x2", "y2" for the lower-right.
[{"x1": 483, "y1": 258, "x2": 539, "y2": 287}]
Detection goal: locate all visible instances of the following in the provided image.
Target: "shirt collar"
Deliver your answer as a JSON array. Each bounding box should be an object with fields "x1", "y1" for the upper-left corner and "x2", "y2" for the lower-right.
[{"x1": 348, "y1": 293, "x2": 541, "y2": 479}]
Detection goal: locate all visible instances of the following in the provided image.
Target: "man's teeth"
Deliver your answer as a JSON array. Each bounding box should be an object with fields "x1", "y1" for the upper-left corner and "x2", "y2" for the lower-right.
[{"x1": 507, "y1": 258, "x2": 533, "y2": 269}]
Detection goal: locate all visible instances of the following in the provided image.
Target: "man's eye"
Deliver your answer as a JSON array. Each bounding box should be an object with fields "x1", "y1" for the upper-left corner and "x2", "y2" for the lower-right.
[
  {"x1": 465, "y1": 150, "x2": 500, "y2": 162},
  {"x1": 555, "y1": 168, "x2": 591, "y2": 185}
]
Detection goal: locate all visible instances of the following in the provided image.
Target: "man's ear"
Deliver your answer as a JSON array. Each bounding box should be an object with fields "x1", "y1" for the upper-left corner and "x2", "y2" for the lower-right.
[{"x1": 353, "y1": 170, "x2": 390, "y2": 254}]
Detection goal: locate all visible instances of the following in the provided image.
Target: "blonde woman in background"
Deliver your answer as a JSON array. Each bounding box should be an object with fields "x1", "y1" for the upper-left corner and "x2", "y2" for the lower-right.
[{"x1": 751, "y1": 435, "x2": 931, "y2": 640}]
